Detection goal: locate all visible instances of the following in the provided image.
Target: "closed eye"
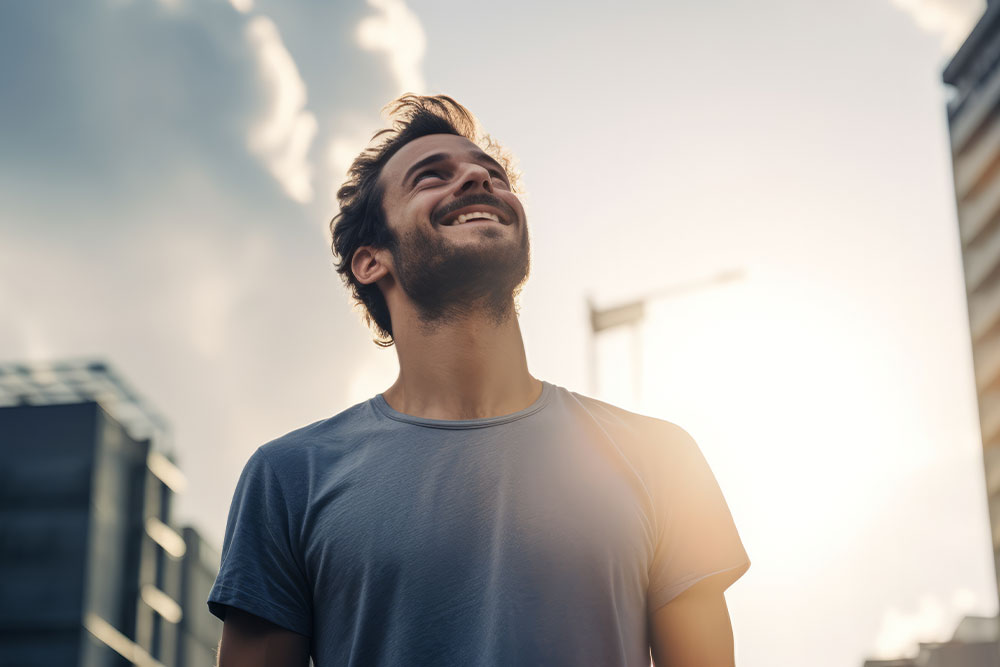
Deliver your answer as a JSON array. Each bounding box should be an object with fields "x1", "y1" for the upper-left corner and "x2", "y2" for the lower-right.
[
  {"x1": 489, "y1": 169, "x2": 510, "y2": 187},
  {"x1": 414, "y1": 169, "x2": 445, "y2": 183}
]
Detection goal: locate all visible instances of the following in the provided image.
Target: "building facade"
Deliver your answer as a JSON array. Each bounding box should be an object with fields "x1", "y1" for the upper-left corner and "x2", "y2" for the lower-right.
[
  {"x1": 859, "y1": 4, "x2": 1000, "y2": 664},
  {"x1": 862, "y1": 616, "x2": 999, "y2": 666},
  {"x1": 944, "y1": 0, "x2": 1000, "y2": 608},
  {"x1": 0, "y1": 361, "x2": 222, "y2": 666}
]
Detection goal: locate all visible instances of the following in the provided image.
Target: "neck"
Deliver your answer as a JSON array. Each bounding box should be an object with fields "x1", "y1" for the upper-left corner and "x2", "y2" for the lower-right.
[{"x1": 382, "y1": 301, "x2": 542, "y2": 421}]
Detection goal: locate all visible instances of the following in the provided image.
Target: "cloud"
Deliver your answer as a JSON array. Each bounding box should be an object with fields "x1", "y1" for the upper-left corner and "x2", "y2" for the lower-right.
[
  {"x1": 327, "y1": 135, "x2": 362, "y2": 192},
  {"x1": 327, "y1": 0, "x2": 427, "y2": 207},
  {"x1": 154, "y1": 0, "x2": 184, "y2": 11},
  {"x1": 326, "y1": 113, "x2": 382, "y2": 207},
  {"x1": 227, "y1": 0, "x2": 253, "y2": 13},
  {"x1": 188, "y1": 272, "x2": 237, "y2": 360},
  {"x1": 888, "y1": 0, "x2": 985, "y2": 52},
  {"x1": 13, "y1": 318, "x2": 52, "y2": 363},
  {"x1": 245, "y1": 15, "x2": 318, "y2": 203},
  {"x1": 346, "y1": 348, "x2": 399, "y2": 405},
  {"x1": 179, "y1": 231, "x2": 273, "y2": 360},
  {"x1": 871, "y1": 589, "x2": 981, "y2": 658},
  {"x1": 356, "y1": 0, "x2": 427, "y2": 94}
]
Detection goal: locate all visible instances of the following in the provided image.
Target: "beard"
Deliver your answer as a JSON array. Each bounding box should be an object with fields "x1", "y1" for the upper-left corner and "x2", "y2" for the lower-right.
[{"x1": 384, "y1": 212, "x2": 531, "y2": 330}]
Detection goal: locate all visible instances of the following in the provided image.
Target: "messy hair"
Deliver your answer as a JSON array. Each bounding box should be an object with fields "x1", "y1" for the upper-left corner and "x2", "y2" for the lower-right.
[{"x1": 329, "y1": 94, "x2": 520, "y2": 348}]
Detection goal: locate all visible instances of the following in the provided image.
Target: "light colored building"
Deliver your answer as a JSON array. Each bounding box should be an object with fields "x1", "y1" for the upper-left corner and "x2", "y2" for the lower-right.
[
  {"x1": 861, "y1": 616, "x2": 999, "y2": 666},
  {"x1": 944, "y1": 0, "x2": 1000, "y2": 608}
]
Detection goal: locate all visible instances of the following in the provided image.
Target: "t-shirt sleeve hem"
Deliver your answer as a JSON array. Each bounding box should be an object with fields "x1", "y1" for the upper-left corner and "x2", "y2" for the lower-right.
[
  {"x1": 207, "y1": 583, "x2": 312, "y2": 638},
  {"x1": 647, "y1": 559, "x2": 750, "y2": 614}
]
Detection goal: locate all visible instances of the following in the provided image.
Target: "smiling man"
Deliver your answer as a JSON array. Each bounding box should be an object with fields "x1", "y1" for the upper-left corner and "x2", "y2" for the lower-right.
[{"x1": 208, "y1": 95, "x2": 750, "y2": 667}]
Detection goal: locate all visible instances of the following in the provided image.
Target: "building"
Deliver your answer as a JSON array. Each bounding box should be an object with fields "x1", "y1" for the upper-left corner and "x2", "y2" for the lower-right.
[
  {"x1": 860, "y1": 3, "x2": 1000, "y2": 665},
  {"x1": 862, "y1": 616, "x2": 999, "y2": 667},
  {"x1": 860, "y1": 3, "x2": 1000, "y2": 664},
  {"x1": 0, "y1": 360, "x2": 222, "y2": 666},
  {"x1": 944, "y1": 0, "x2": 1000, "y2": 610}
]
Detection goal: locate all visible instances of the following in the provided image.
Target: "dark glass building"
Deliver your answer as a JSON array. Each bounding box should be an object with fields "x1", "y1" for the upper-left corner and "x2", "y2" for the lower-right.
[{"x1": 0, "y1": 360, "x2": 222, "y2": 666}]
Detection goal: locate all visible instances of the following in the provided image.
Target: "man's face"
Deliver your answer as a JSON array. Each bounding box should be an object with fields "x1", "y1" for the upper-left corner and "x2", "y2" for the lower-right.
[{"x1": 376, "y1": 133, "x2": 531, "y2": 327}]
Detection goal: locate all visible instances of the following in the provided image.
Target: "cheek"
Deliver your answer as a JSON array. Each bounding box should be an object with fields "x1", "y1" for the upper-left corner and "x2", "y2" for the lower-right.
[
  {"x1": 413, "y1": 195, "x2": 443, "y2": 224},
  {"x1": 499, "y1": 193, "x2": 525, "y2": 218},
  {"x1": 511, "y1": 200, "x2": 527, "y2": 223}
]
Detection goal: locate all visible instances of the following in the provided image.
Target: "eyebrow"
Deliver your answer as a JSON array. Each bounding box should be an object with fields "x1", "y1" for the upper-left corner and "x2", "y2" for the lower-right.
[{"x1": 401, "y1": 150, "x2": 508, "y2": 186}]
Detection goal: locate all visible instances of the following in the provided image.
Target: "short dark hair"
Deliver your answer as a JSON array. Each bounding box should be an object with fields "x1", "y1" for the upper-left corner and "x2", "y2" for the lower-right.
[{"x1": 329, "y1": 94, "x2": 519, "y2": 348}]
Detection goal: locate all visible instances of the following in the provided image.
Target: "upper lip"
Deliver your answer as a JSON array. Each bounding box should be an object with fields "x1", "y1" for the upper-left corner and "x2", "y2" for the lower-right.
[{"x1": 439, "y1": 204, "x2": 512, "y2": 226}]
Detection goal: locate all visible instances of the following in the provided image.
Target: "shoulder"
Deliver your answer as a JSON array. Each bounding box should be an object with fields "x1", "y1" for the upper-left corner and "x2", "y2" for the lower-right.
[
  {"x1": 249, "y1": 398, "x2": 376, "y2": 485},
  {"x1": 561, "y1": 387, "x2": 696, "y2": 453},
  {"x1": 555, "y1": 387, "x2": 712, "y2": 496},
  {"x1": 258, "y1": 399, "x2": 372, "y2": 458}
]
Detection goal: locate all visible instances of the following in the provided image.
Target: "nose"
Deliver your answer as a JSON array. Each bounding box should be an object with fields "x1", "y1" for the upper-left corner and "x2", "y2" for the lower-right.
[{"x1": 454, "y1": 161, "x2": 494, "y2": 195}]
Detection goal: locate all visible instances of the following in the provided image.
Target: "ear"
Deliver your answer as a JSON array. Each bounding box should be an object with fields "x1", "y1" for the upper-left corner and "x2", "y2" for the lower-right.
[{"x1": 351, "y1": 246, "x2": 391, "y2": 286}]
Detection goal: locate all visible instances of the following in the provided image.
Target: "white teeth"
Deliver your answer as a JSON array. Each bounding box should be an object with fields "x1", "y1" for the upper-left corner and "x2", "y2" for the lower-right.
[{"x1": 454, "y1": 211, "x2": 500, "y2": 225}]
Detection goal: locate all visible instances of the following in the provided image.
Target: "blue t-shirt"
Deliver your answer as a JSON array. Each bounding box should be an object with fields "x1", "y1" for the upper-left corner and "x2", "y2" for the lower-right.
[{"x1": 208, "y1": 380, "x2": 749, "y2": 666}]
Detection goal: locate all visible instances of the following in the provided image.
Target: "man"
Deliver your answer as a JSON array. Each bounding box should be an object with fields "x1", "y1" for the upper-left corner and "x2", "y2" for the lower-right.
[{"x1": 208, "y1": 95, "x2": 750, "y2": 667}]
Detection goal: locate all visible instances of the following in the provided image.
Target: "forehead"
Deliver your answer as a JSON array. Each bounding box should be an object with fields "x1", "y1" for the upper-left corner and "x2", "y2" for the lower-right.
[{"x1": 381, "y1": 133, "x2": 488, "y2": 188}]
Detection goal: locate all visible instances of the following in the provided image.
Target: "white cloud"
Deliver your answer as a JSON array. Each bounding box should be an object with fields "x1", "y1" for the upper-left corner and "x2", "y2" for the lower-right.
[
  {"x1": 324, "y1": 0, "x2": 427, "y2": 208},
  {"x1": 888, "y1": 0, "x2": 985, "y2": 53},
  {"x1": 14, "y1": 318, "x2": 53, "y2": 363},
  {"x1": 188, "y1": 271, "x2": 236, "y2": 359},
  {"x1": 871, "y1": 589, "x2": 981, "y2": 658},
  {"x1": 328, "y1": 135, "x2": 366, "y2": 188},
  {"x1": 227, "y1": 0, "x2": 253, "y2": 14},
  {"x1": 157, "y1": 228, "x2": 274, "y2": 361},
  {"x1": 356, "y1": 0, "x2": 427, "y2": 94},
  {"x1": 327, "y1": 113, "x2": 381, "y2": 206},
  {"x1": 346, "y1": 348, "x2": 398, "y2": 405},
  {"x1": 245, "y1": 16, "x2": 318, "y2": 204}
]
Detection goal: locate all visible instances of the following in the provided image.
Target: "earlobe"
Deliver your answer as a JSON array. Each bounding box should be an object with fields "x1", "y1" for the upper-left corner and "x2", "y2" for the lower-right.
[{"x1": 351, "y1": 247, "x2": 389, "y2": 285}]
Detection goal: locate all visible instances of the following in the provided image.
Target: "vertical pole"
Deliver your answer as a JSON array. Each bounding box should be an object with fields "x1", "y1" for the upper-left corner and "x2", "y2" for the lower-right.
[
  {"x1": 587, "y1": 294, "x2": 598, "y2": 396},
  {"x1": 632, "y1": 321, "x2": 642, "y2": 410}
]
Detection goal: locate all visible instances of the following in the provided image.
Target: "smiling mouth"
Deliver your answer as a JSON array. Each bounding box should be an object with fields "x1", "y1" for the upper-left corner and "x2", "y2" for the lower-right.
[{"x1": 442, "y1": 211, "x2": 503, "y2": 226}]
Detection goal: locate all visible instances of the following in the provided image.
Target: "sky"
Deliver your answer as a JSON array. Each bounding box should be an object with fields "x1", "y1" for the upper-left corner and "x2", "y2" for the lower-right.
[{"x1": 0, "y1": 0, "x2": 994, "y2": 665}]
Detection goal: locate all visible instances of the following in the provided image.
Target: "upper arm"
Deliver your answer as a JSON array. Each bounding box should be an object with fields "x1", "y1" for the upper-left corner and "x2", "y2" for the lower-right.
[
  {"x1": 645, "y1": 424, "x2": 749, "y2": 612},
  {"x1": 648, "y1": 570, "x2": 740, "y2": 667},
  {"x1": 218, "y1": 606, "x2": 310, "y2": 667},
  {"x1": 208, "y1": 448, "x2": 314, "y2": 637}
]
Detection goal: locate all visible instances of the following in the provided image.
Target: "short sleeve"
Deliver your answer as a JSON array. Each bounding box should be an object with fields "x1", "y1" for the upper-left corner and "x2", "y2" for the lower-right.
[
  {"x1": 646, "y1": 425, "x2": 750, "y2": 612},
  {"x1": 207, "y1": 447, "x2": 313, "y2": 636}
]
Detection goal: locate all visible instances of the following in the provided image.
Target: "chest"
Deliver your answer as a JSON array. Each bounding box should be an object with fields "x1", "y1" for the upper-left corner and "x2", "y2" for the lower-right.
[{"x1": 301, "y1": 426, "x2": 654, "y2": 600}]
